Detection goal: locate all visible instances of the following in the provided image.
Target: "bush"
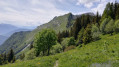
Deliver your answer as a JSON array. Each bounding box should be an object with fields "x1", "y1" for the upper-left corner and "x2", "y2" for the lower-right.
[
  {"x1": 50, "y1": 43, "x2": 62, "y2": 55},
  {"x1": 68, "y1": 37, "x2": 76, "y2": 46},
  {"x1": 61, "y1": 38, "x2": 70, "y2": 51},
  {"x1": 105, "y1": 19, "x2": 114, "y2": 34},
  {"x1": 100, "y1": 18, "x2": 110, "y2": 34},
  {"x1": 114, "y1": 20, "x2": 119, "y2": 33},
  {"x1": 19, "y1": 53, "x2": 25, "y2": 60},
  {"x1": 91, "y1": 24, "x2": 101, "y2": 41},
  {"x1": 25, "y1": 49, "x2": 36, "y2": 60},
  {"x1": 64, "y1": 45, "x2": 76, "y2": 52}
]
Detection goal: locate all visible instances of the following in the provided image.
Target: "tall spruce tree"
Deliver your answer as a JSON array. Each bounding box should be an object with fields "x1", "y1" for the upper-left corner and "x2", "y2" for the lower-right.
[
  {"x1": 7, "y1": 49, "x2": 15, "y2": 63},
  {"x1": 72, "y1": 18, "x2": 81, "y2": 39}
]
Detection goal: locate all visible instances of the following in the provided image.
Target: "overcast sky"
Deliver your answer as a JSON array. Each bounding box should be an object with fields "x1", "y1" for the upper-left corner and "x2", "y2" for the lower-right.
[{"x1": 0, "y1": 0, "x2": 118, "y2": 28}]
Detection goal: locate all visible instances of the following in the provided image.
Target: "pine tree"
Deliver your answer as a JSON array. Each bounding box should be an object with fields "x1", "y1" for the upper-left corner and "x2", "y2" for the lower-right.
[
  {"x1": 0, "y1": 54, "x2": 3, "y2": 65},
  {"x1": 101, "y1": 3, "x2": 111, "y2": 21},
  {"x1": 114, "y1": 1, "x2": 118, "y2": 19},
  {"x1": 77, "y1": 27, "x2": 85, "y2": 45},
  {"x1": 69, "y1": 27, "x2": 73, "y2": 37},
  {"x1": 96, "y1": 11, "x2": 101, "y2": 24},
  {"x1": 7, "y1": 49, "x2": 15, "y2": 63},
  {"x1": 116, "y1": 3, "x2": 119, "y2": 19},
  {"x1": 3, "y1": 53, "x2": 7, "y2": 64},
  {"x1": 57, "y1": 31, "x2": 62, "y2": 43},
  {"x1": 72, "y1": 18, "x2": 81, "y2": 39},
  {"x1": 83, "y1": 24, "x2": 92, "y2": 44}
]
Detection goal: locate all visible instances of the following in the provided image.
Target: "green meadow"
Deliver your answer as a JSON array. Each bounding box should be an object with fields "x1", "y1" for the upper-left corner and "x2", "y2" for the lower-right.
[{"x1": 1, "y1": 33, "x2": 119, "y2": 67}]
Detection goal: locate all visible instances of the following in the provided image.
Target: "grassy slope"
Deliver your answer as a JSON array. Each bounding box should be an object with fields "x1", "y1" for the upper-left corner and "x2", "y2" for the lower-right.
[{"x1": 1, "y1": 34, "x2": 119, "y2": 67}]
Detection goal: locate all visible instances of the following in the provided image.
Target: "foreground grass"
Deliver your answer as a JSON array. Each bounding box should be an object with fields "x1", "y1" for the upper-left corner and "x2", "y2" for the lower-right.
[{"x1": 1, "y1": 34, "x2": 119, "y2": 67}]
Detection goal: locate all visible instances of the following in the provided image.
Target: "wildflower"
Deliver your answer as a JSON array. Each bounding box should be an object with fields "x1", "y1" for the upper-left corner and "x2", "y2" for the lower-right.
[{"x1": 37, "y1": 62, "x2": 40, "y2": 64}]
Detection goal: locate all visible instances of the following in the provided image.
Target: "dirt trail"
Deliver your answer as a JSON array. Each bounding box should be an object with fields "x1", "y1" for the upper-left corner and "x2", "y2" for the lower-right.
[{"x1": 54, "y1": 60, "x2": 58, "y2": 67}]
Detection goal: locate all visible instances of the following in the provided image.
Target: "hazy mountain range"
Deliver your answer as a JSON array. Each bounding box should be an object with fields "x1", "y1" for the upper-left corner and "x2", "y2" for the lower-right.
[{"x1": 0, "y1": 24, "x2": 32, "y2": 45}]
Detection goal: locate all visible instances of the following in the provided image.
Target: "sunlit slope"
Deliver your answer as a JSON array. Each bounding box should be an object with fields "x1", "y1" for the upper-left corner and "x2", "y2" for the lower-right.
[{"x1": 1, "y1": 34, "x2": 119, "y2": 67}]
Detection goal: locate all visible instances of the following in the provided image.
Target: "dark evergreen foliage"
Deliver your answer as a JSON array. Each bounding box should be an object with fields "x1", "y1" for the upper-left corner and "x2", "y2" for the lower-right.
[
  {"x1": 30, "y1": 42, "x2": 34, "y2": 50},
  {"x1": 7, "y1": 49, "x2": 15, "y2": 63},
  {"x1": 0, "y1": 49, "x2": 15, "y2": 65},
  {"x1": 101, "y1": 2, "x2": 119, "y2": 20},
  {"x1": 83, "y1": 24, "x2": 92, "y2": 44},
  {"x1": 57, "y1": 30, "x2": 69, "y2": 43}
]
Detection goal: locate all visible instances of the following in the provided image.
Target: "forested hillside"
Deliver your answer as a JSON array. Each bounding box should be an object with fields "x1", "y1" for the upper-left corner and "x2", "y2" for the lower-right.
[{"x1": 0, "y1": 1, "x2": 119, "y2": 67}]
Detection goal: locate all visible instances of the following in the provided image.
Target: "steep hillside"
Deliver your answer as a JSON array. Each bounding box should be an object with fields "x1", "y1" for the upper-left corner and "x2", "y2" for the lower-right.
[
  {"x1": 0, "y1": 13, "x2": 77, "y2": 55},
  {"x1": 25, "y1": 13, "x2": 77, "y2": 44},
  {"x1": 1, "y1": 34, "x2": 119, "y2": 67},
  {"x1": 0, "y1": 24, "x2": 31, "y2": 45},
  {"x1": 0, "y1": 35, "x2": 8, "y2": 45},
  {"x1": 33, "y1": 13, "x2": 76, "y2": 33},
  {"x1": 0, "y1": 31, "x2": 31, "y2": 54}
]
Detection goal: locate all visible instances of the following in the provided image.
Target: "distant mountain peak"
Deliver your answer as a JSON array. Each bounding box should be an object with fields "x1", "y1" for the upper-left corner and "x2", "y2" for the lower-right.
[
  {"x1": 82, "y1": 12, "x2": 95, "y2": 16},
  {"x1": 0, "y1": 24, "x2": 18, "y2": 35}
]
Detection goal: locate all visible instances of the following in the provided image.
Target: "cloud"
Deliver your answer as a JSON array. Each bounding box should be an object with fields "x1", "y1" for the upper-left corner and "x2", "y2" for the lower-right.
[
  {"x1": 0, "y1": 0, "x2": 68, "y2": 27},
  {"x1": 91, "y1": 2, "x2": 106, "y2": 14},
  {"x1": 76, "y1": 0, "x2": 100, "y2": 8},
  {"x1": 91, "y1": 0, "x2": 115, "y2": 14},
  {"x1": 84, "y1": 2, "x2": 93, "y2": 8},
  {"x1": 0, "y1": 0, "x2": 116, "y2": 27}
]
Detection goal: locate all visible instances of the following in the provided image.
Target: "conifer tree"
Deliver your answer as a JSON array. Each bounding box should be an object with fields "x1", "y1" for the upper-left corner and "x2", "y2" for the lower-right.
[
  {"x1": 0, "y1": 54, "x2": 3, "y2": 65},
  {"x1": 3, "y1": 53, "x2": 7, "y2": 64},
  {"x1": 72, "y1": 18, "x2": 81, "y2": 39},
  {"x1": 83, "y1": 24, "x2": 92, "y2": 44},
  {"x1": 7, "y1": 49, "x2": 15, "y2": 63}
]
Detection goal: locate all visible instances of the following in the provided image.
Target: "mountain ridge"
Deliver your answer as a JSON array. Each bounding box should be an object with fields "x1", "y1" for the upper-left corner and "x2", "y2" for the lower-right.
[
  {"x1": 0, "y1": 24, "x2": 18, "y2": 35},
  {"x1": 0, "y1": 12, "x2": 94, "y2": 55}
]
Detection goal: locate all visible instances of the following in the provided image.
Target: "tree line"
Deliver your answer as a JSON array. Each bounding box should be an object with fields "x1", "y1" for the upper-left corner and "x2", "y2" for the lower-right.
[{"x1": 0, "y1": 49, "x2": 15, "y2": 65}]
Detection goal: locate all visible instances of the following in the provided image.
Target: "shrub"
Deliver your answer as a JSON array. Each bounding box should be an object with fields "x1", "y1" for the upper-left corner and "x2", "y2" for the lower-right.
[
  {"x1": 61, "y1": 38, "x2": 70, "y2": 51},
  {"x1": 19, "y1": 53, "x2": 25, "y2": 60},
  {"x1": 105, "y1": 19, "x2": 114, "y2": 34},
  {"x1": 114, "y1": 20, "x2": 119, "y2": 33},
  {"x1": 64, "y1": 45, "x2": 76, "y2": 52},
  {"x1": 25, "y1": 49, "x2": 36, "y2": 60},
  {"x1": 100, "y1": 18, "x2": 110, "y2": 34},
  {"x1": 91, "y1": 24, "x2": 101, "y2": 41},
  {"x1": 68, "y1": 37, "x2": 76, "y2": 46},
  {"x1": 50, "y1": 43, "x2": 62, "y2": 55}
]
